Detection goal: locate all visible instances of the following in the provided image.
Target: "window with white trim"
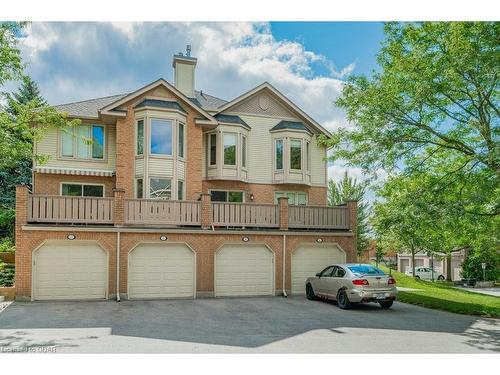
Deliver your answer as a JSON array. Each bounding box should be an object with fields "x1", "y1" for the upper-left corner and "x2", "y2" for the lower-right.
[
  {"x1": 136, "y1": 119, "x2": 144, "y2": 156},
  {"x1": 150, "y1": 119, "x2": 173, "y2": 155},
  {"x1": 241, "y1": 135, "x2": 247, "y2": 168},
  {"x1": 61, "y1": 124, "x2": 105, "y2": 160},
  {"x1": 136, "y1": 178, "x2": 143, "y2": 199},
  {"x1": 149, "y1": 178, "x2": 171, "y2": 199},
  {"x1": 223, "y1": 133, "x2": 237, "y2": 166},
  {"x1": 290, "y1": 139, "x2": 302, "y2": 170},
  {"x1": 209, "y1": 133, "x2": 217, "y2": 166},
  {"x1": 274, "y1": 191, "x2": 308, "y2": 206},
  {"x1": 177, "y1": 180, "x2": 184, "y2": 200},
  {"x1": 178, "y1": 122, "x2": 185, "y2": 158},
  {"x1": 275, "y1": 139, "x2": 283, "y2": 170},
  {"x1": 210, "y1": 190, "x2": 244, "y2": 203},
  {"x1": 61, "y1": 183, "x2": 104, "y2": 197}
]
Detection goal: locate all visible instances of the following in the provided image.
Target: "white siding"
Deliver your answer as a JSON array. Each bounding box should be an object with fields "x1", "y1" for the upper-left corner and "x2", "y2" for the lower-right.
[
  {"x1": 135, "y1": 158, "x2": 144, "y2": 177},
  {"x1": 310, "y1": 135, "x2": 327, "y2": 185},
  {"x1": 34, "y1": 124, "x2": 116, "y2": 171},
  {"x1": 148, "y1": 157, "x2": 174, "y2": 176},
  {"x1": 177, "y1": 160, "x2": 186, "y2": 180}
]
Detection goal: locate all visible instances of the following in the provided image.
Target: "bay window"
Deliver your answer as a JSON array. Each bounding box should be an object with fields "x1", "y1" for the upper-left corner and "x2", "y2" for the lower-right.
[
  {"x1": 223, "y1": 133, "x2": 236, "y2": 166},
  {"x1": 136, "y1": 119, "x2": 144, "y2": 155},
  {"x1": 290, "y1": 139, "x2": 302, "y2": 170},
  {"x1": 150, "y1": 119, "x2": 172, "y2": 155},
  {"x1": 275, "y1": 139, "x2": 283, "y2": 170},
  {"x1": 209, "y1": 133, "x2": 217, "y2": 166}
]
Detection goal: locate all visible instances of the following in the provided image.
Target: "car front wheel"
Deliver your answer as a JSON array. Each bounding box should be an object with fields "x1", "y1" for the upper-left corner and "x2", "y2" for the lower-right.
[
  {"x1": 337, "y1": 290, "x2": 352, "y2": 309},
  {"x1": 306, "y1": 284, "x2": 316, "y2": 300},
  {"x1": 437, "y1": 275, "x2": 445, "y2": 280},
  {"x1": 379, "y1": 301, "x2": 393, "y2": 309}
]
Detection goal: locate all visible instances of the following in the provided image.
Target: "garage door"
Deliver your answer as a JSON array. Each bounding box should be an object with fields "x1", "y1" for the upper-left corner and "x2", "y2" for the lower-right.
[
  {"x1": 215, "y1": 244, "x2": 274, "y2": 297},
  {"x1": 33, "y1": 241, "x2": 107, "y2": 301},
  {"x1": 291, "y1": 244, "x2": 346, "y2": 295},
  {"x1": 128, "y1": 243, "x2": 195, "y2": 299},
  {"x1": 399, "y1": 258, "x2": 410, "y2": 273}
]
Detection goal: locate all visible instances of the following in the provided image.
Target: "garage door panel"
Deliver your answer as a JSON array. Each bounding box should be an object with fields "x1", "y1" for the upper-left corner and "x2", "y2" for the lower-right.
[
  {"x1": 215, "y1": 245, "x2": 274, "y2": 297},
  {"x1": 34, "y1": 242, "x2": 107, "y2": 301},
  {"x1": 128, "y1": 243, "x2": 195, "y2": 299},
  {"x1": 291, "y1": 245, "x2": 346, "y2": 295}
]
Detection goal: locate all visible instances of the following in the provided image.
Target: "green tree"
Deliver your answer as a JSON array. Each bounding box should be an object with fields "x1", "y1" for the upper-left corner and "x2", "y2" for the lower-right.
[
  {"x1": 327, "y1": 171, "x2": 370, "y2": 257},
  {"x1": 320, "y1": 22, "x2": 499, "y2": 218},
  {"x1": 0, "y1": 22, "x2": 80, "y2": 243}
]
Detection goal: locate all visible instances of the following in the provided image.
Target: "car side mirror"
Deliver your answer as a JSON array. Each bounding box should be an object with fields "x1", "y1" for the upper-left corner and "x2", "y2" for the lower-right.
[{"x1": 316, "y1": 272, "x2": 321, "y2": 277}]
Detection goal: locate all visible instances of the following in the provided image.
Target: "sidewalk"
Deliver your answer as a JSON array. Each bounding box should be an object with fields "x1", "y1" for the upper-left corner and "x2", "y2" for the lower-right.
[{"x1": 454, "y1": 287, "x2": 500, "y2": 298}]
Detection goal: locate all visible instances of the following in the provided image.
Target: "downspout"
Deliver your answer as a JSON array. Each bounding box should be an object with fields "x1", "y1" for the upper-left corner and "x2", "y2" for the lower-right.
[
  {"x1": 116, "y1": 231, "x2": 121, "y2": 302},
  {"x1": 282, "y1": 234, "x2": 287, "y2": 297}
]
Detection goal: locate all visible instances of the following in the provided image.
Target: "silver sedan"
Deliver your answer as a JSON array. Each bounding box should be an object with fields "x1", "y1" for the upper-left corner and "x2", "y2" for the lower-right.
[{"x1": 305, "y1": 264, "x2": 398, "y2": 309}]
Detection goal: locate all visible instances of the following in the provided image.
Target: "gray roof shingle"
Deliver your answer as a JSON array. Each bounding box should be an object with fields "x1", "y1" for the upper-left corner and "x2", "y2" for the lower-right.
[
  {"x1": 270, "y1": 120, "x2": 312, "y2": 133},
  {"x1": 52, "y1": 89, "x2": 227, "y2": 118},
  {"x1": 134, "y1": 99, "x2": 187, "y2": 113},
  {"x1": 214, "y1": 114, "x2": 250, "y2": 128}
]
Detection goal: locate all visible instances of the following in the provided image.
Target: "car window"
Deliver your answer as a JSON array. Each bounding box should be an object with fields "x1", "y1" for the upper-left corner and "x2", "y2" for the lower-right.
[
  {"x1": 333, "y1": 267, "x2": 346, "y2": 278},
  {"x1": 347, "y1": 265, "x2": 385, "y2": 275},
  {"x1": 320, "y1": 266, "x2": 335, "y2": 277}
]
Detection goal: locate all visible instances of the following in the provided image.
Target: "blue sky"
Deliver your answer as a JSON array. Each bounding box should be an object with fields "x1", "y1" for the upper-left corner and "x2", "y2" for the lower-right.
[{"x1": 11, "y1": 22, "x2": 388, "y2": 186}]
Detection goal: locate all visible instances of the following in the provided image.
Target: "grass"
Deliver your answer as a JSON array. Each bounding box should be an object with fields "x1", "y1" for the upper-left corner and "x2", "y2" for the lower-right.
[{"x1": 378, "y1": 265, "x2": 500, "y2": 318}]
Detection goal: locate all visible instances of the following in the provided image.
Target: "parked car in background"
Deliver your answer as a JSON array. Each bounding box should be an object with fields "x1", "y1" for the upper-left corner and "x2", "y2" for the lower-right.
[
  {"x1": 305, "y1": 264, "x2": 398, "y2": 309},
  {"x1": 405, "y1": 267, "x2": 445, "y2": 280}
]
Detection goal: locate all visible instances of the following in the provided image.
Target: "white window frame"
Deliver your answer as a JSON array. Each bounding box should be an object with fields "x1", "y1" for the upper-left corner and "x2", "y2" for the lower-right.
[
  {"x1": 60, "y1": 124, "x2": 106, "y2": 161},
  {"x1": 209, "y1": 133, "x2": 217, "y2": 166},
  {"x1": 135, "y1": 178, "x2": 143, "y2": 199},
  {"x1": 223, "y1": 132, "x2": 238, "y2": 167},
  {"x1": 209, "y1": 189, "x2": 245, "y2": 203},
  {"x1": 148, "y1": 176, "x2": 172, "y2": 200},
  {"x1": 289, "y1": 138, "x2": 303, "y2": 171},
  {"x1": 275, "y1": 138, "x2": 284, "y2": 171},
  {"x1": 149, "y1": 118, "x2": 174, "y2": 157},
  {"x1": 274, "y1": 191, "x2": 308, "y2": 206},
  {"x1": 178, "y1": 122, "x2": 185, "y2": 159},
  {"x1": 136, "y1": 119, "x2": 145, "y2": 156},
  {"x1": 60, "y1": 182, "x2": 106, "y2": 197}
]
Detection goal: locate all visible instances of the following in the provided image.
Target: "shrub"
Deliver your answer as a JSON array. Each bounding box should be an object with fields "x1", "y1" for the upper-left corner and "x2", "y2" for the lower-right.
[
  {"x1": 0, "y1": 260, "x2": 15, "y2": 287},
  {"x1": 0, "y1": 238, "x2": 15, "y2": 252}
]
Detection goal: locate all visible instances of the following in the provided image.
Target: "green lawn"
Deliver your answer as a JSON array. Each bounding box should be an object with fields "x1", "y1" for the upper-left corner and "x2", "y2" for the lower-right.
[{"x1": 377, "y1": 265, "x2": 500, "y2": 318}]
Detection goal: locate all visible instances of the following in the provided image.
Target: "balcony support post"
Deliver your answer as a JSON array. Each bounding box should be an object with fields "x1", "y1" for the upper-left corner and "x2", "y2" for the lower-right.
[
  {"x1": 200, "y1": 193, "x2": 212, "y2": 229},
  {"x1": 278, "y1": 197, "x2": 289, "y2": 230},
  {"x1": 113, "y1": 188, "x2": 126, "y2": 227}
]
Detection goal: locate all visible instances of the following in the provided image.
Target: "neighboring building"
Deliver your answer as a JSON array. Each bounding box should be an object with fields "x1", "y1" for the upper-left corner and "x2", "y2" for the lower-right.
[
  {"x1": 397, "y1": 250, "x2": 466, "y2": 281},
  {"x1": 15, "y1": 47, "x2": 358, "y2": 301}
]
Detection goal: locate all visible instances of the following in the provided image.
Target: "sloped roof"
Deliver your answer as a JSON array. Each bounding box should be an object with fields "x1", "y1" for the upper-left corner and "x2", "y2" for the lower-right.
[
  {"x1": 53, "y1": 89, "x2": 226, "y2": 119},
  {"x1": 53, "y1": 93, "x2": 128, "y2": 118},
  {"x1": 214, "y1": 114, "x2": 250, "y2": 128},
  {"x1": 270, "y1": 120, "x2": 312, "y2": 133},
  {"x1": 135, "y1": 99, "x2": 187, "y2": 113}
]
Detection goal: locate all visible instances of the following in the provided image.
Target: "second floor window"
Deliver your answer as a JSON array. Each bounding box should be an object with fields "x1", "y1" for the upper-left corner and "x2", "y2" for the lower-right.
[
  {"x1": 178, "y1": 180, "x2": 184, "y2": 200},
  {"x1": 136, "y1": 119, "x2": 144, "y2": 155},
  {"x1": 290, "y1": 139, "x2": 302, "y2": 170},
  {"x1": 209, "y1": 133, "x2": 217, "y2": 166},
  {"x1": 223, "y1": 133, "x2": 236, "y2": 166},
  {"x1": 275, "y1": 139, "x2": 283, "y2": 170},
  {"x1": 242, "y1": 135, "x2": 247, "y2": 168},
  {"x1": 150, "y1": 119, "x2": 172, "y2": 156},
  {"x1": 62, "y1": 183, "x2": 104, "y2": 197},
  {"x1": 178, "y1": 123, "x2": 185, "y2": 158},
  {"x1": 61, "y1": 124, "x2": 105, "y2": 160}
]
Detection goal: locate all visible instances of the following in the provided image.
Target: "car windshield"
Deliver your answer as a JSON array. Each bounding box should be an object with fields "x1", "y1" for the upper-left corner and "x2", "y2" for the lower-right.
[{"x1": 348, "y1": 265, "x2": 385, "y2": 275}]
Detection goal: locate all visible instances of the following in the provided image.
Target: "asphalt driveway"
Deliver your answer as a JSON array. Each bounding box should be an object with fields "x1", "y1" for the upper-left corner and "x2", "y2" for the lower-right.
[{"x1": 0, "y1": 296, "x2": 499, "y2": 353}]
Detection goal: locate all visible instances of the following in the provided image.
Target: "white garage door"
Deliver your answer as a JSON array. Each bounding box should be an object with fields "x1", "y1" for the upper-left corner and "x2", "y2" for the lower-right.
[
  {"x1": 128, "y1": 243, "x2": 195, "y2": 299},
  {"x1": 291, "y1": 244, "x2": 346, "y2": 295},
  {"x1": 33, "y1": 241, "x2": 107, "y2": 301},
  {"x1": 215, "y1": 244, "x2": 274, "y2": 297}
]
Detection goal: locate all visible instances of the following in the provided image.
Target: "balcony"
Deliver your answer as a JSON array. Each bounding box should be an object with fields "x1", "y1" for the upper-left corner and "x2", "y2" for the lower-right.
[{"x1": 20, "y1": 188, "x2": 355, "y2": 232}]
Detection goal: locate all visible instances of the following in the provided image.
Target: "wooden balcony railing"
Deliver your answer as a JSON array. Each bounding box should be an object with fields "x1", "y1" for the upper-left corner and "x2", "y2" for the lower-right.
[
  {"x1": 288, "y1": 205, "x2": 350, "y2": 230},
  {"x1": 27, "y1": 195, "x2": 114, "y2": 224},
  {"x1": 22, "y1": 188, "x2": 354, "y2": 232},
  {"x1": 212, "y1": 202, "x2": 280, "y2": 228},
  {"x1": 124, "y1": 199, "x2": 201, "y2": 226}
]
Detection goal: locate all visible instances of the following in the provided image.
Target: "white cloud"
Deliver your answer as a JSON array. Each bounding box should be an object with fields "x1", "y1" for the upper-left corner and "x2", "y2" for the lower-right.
[{"x1": 17, "y1": 22, "x2": 353, "y2": 131}]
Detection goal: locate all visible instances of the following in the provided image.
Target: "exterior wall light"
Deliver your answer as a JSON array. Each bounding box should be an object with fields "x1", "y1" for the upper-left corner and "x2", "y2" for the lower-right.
[
  {"x1": 160, "y1": 235, "x2": 168, "y2": 241},
  {"x1": 316, "y1": 238, "x2": 323, "y2": 243},
  {"x1": 249, "y1": 194, "x2": 254, "y2": 201},
  {"x1": 67, "y1": 234, "x2": 76, "y2": 240},
  {"x1": 242, "y1": 236, "x2": 250, "y2": 242}
]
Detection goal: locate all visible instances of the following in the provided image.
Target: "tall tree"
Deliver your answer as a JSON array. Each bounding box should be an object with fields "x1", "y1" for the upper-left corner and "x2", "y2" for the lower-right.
[
  {"x1": 320, "y1": 22, "x2": 499, "y2": 218},
  {"x1": 0, "y1": 22, "x2": 79, "y2": 242},
  {"x1": 328, "y1": 171, "x2": 370, "y2": 257}
]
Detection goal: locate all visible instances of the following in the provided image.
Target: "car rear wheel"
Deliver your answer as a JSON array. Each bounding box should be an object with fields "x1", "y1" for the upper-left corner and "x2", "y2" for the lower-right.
[
  {"x1": 337, "y1": 290, "x2": 352, "y2": 309},
  {"x1": 415, "y1": 275, "x2": 420, "y2": 279},
  {"x1": 306, "y1": 284, "x2": 316, "y2": 300},
  {"x1": 437, "y1": 275, "x2": 445, "y2": 280},
  {"x1": 379, "y1": 300, "x2": 393, "y2": 309}
]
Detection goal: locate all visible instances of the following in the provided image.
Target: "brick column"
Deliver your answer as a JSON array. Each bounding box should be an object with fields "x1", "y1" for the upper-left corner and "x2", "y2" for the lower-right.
[
  {"x1": 200, "y1": 193, "x2": 212, "y2": 229},
  {"x1": 113, "y1": 188, "x2": 125, "y2": 227},
  {"x1": 278, "y1": 196, "x2": 289, "y2": 230},
  {"x1": 15, "y1": 185, "x2": 29, "y2": 233},
  {"x1": 15, "y1": 185, "x2": 29, "y2": 300},
  {"x1": 347, "y1": 200, "x2": 358, "y2": 253}
]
